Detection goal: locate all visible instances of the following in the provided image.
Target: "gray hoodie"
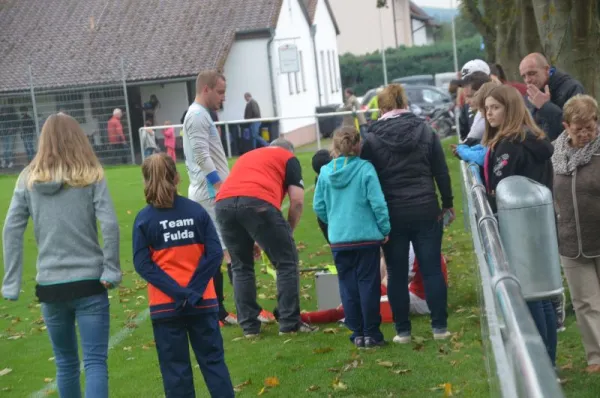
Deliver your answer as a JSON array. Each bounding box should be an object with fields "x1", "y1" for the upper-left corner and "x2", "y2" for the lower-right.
[{"x1": 2, "y1": 171, "x2": 121, "y2": 299}]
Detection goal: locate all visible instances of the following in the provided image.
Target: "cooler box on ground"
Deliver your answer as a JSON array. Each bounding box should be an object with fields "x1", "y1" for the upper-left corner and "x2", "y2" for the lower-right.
[{"x1": 315, "y1": 271, "x2": 341, "y2": 310}]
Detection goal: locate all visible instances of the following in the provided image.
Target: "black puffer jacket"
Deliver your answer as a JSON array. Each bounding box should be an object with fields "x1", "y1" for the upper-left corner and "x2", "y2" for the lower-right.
[
  {"x1": 484, "y1": 130, "x2": 554, "y2": 213},
  {"x1": 360, "y1": 112, "x2": 453, "y2": 221},
  {"x1": 530, "y1": 69, "x2": 584, "y2": 142}
]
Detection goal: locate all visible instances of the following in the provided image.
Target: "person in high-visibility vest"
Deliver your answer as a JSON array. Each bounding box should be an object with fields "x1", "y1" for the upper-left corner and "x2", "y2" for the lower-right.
[{"x1": 367, "y1": 87, "x2": 384, "y2": 121}]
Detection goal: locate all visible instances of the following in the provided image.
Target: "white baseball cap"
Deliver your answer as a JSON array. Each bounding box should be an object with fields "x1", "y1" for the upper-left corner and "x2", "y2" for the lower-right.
[{"x1": 461, "y1": 59, "x2": 490, "y2": 78}]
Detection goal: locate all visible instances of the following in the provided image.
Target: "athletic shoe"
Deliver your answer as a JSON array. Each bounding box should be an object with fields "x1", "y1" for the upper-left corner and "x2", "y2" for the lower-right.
[
  {"x1": 364, "y1": 337, "x2": 387, "y2": 349},
  {"x1": 222, "y1": 313, "x2": 238, "y2": 326},
  {"x1": 354, "y1": 336, "x2": 365, "y2": 349},
  {"x1": 279, "y1": 322, "x2": 319, "y2": 335},
  {"x1": 392, "y1": 333, "x2": 411, "y2": 344},
  {"x1": 433, "y1": 329, "x2": 452, "y2": 340},
  {"x1": 257, "y1": 309, "x2": 276, "y2": 324},
  {"x1": 244, "y1": 333, "x2": 260, "y2": 339}
]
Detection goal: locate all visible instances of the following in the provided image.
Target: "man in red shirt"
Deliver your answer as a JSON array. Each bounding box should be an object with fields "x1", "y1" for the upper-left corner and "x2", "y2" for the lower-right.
[{"x1": 215, "y1": 138, "x2": 317, "y2": 338}]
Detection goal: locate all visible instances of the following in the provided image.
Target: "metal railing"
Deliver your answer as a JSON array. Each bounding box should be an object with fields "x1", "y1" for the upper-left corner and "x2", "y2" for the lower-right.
[
  {"x1": 138, "y1": 110, "x2": 370, "y2": 161},
  {"x1": 461, "y1": 161, "x2": 564, "y2": 398}
]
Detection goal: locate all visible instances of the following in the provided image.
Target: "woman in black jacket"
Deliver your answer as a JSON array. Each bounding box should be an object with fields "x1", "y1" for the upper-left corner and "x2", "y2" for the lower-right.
[
  {"x1": 482, "y1": 84, "x2": 558, "y2": 369},
  {"x1": 361, "y1": 84, "x2": 454, "y2": 344}
]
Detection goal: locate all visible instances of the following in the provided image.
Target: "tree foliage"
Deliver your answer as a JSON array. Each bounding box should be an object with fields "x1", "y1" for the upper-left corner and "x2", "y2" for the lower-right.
[
  {"x1": 339, "y1": 37, "x2": 485, "y2": 95},
  {"x1": 461, "y1": 0, "x2": 600, "y2": 97}
]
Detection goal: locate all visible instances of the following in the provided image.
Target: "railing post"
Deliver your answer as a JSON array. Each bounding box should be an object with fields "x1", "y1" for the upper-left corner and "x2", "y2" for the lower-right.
[
  {"x1": 315, "y1": 115, "x2": 321, "y2": 150},
  {"x1": 225, "y1": 124, "x2": 232, "y2": 158},
  {"x1": 120, "y1": 57, "x2": 136, "y2": 165},
  {"x1": 28, "y1": 65, "x2": 41, "y2": 137}
]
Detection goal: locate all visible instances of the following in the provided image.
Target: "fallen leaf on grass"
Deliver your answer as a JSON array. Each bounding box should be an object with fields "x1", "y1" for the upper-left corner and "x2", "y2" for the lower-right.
[
  {"x1": 0, "y1": 368, "x2": 12, "y2": 376},
  {"x1": 560, "y1": 363, "x2": 573, "y2": 371},
  {"x1": 313, "y1": 347, "x2": 333, "y2": 354},
  {"x1": 306, "y1": 385, "x2": 320, "y2": 392},
  {"x1": 234, "y1": 379, "x2": 252, "y2": 393},
  {"x1": 302, "y1": 294, "x2": 312, "y2": 300},
  {"x1": 332, "y1": 378, "x2": 348, "y2": 391},
  {"x1": 123, "y1": 346, "x2": 132, "y2": 351},
  {"x1": 48, "y1": 357, "x2": 55, "y2": 362},
  {"x1": 327, "y1": 368, "x2": 340, "y2": 373},
  {"x1": 264, "y1": 377, "x2": 279, "y2": 387},
  {"x1": 257, "y1": 386, "x2": 268, "y2": 395},
  {"x1": 283, "y1": 339, "x2": 293, "y2": 344},
  {"x1": 10, "y1": 317, "x2": 20, "y2": 325},
  {"x1": 444, "y1": 383, "x2": 453, "y2": 396},
  {"x1": 438, "y1": 345, "x2": 449, "y2": 355},
  {"x1": 44, "y1": 378, "x2": 53, "y2": 383},
  {"x1": 392, "y1": 369, "x2": 411, "y2": 375},
  {"x1": 342, "y1": 359, "x2": 362, "y2": 372},
  {"x1": 376, "y1": 360, "x2": 395, "y2": 368},
  {"x1": 258, "y1": 293, "x2": 267, "y2": 300},
  {"x1": 126, "y1": 357, "x2": 135, "y2": 361},
  {"x1": 323, "y1": 328, "x2": 338, "y2": 334}
]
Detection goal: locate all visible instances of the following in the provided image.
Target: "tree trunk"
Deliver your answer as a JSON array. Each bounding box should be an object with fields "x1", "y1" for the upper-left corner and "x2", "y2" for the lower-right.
[
  {"x1": 532, "y1": 0, "x2": 600, "y2": 97},
  {"x1": 461, "y1": 0, "x2": 497, "y2": 61}
]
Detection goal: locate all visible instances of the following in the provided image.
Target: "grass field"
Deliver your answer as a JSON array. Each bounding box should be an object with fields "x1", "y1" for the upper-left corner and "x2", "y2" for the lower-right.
[{"x1": 0, "y1": 142, "x2": 596, "y2": 397}]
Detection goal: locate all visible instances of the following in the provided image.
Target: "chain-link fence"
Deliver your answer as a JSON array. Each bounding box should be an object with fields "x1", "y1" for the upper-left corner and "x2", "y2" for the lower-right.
[{"x1": 0, "y1": 63, "x2": 134, "y2": 172}]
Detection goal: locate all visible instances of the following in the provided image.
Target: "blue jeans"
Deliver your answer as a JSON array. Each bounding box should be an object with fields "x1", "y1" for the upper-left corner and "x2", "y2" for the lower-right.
[
  {"x1": 250, "y1": 122, "x2": 268, "y2": 149},
  {"x1": 41, "y1": 291, "x2": 110, "y2": 398},
  {"x1": 383, "y1": 218, "x2": 447, "y2": 334},
  {"x1": 152, "y1": 313, "x2": 234, "y2": 398},
  {"x1": 334, "y1": 247, "x2": 383, "y2": 342},
  {"x1": 144, "y1": 148, "x2": 157, "y2": 158},
  {"x1": 527, "y1": 300, "x2": 557, "y2": 367}
]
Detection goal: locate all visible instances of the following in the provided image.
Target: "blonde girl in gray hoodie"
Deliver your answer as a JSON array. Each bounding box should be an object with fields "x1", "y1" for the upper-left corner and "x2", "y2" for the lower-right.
[{"x1": 2, "y1": 113, "x2": 121, "y2": 398}]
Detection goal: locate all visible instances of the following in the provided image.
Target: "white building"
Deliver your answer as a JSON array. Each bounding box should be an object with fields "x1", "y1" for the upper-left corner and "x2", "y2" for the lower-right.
[
  {"x1": 0, "y1": 0, "x2": 343, "y2": 165},
  {"x1": 329, "y1": 0, "x2": 438, "y2": 55}
]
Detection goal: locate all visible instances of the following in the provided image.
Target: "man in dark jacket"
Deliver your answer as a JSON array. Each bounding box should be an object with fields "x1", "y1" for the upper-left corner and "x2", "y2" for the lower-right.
[
  {"x1": 244, "y1": 93, "x2": 268, "y2": 149},
  {"x1": 520, "y1": 53, "x2": 584, "y2": 141}
]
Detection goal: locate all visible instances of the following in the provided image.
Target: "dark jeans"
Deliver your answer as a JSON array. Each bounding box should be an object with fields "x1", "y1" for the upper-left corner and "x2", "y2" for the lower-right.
[
  {"x1": 216, "y1": 197, "x2": 300, "y2": 334},
  {"x1": 334, "y1": 247, "x2": 383, "y2": 342},
  {"x1": 527, "y1": 300, "x2": 558, "y2": 367},
  {"x1": 250, "y1": 122, "x2": 268, "y2": 149},
  {"x1": 382, "y1": 218, "x2": 447, "y2": 334},
  {"x1": 359, "y1": 124, "x2": 368, "y2": 140},
  {"x1": 213, "y1": 268, "x2": 228, "y2": 321},
  {"x1": 152, "y1": 313, "x2": 234, "y2": 398}
]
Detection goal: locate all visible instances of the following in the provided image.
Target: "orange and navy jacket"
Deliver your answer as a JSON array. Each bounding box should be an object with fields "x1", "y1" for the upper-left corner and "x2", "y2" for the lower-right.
[{"x1": 132, "y1": 195, "x2": 223, "y2": 320}]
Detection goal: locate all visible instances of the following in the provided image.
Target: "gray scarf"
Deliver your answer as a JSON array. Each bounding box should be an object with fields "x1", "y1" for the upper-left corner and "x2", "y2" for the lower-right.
[{"x1": 552, "y1": 129, "x2": 600, "y2": 175}]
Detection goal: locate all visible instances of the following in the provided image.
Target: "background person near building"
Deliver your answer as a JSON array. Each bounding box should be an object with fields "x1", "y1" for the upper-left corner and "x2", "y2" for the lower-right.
[
  {"x1": 107, "y1": 108, "x2": 128, "y2": 164},
  {"x1": 244, "y1": 92, "x2": 268, "y2": 149},
  {"x1": 141, "y1": 121, "x2": 159, "y2": 158},
  {"x1": 339, "y1": 88, "x2": 367, "y2": 138},
  {"x1": 132, "y1": 153, "x2": 234, "y2": 398},
  {"x1": 20, "y1": 106, "x2": 36, "y2": 163},
  {"x1": 457, "y1": 72, "x2": 492, "y2": 146},
  {"x1": 361, "y1": 84, "x2": 454, "y2": 345},
  {"x1": 163, "y1": 121, "x2": 176, "y2": 162},
  {"x1": 552, "y1": 95, "x2": 600, "y2": 374},
  {"x1": 215, "y1": 139, "x2": 317, "y2": 337},
  {"x1": 520, "y1": 52, "x2": 585, "y2": 142},
  {"x1": 457, "y1": 60, "x2": 491, "y2": 141}
]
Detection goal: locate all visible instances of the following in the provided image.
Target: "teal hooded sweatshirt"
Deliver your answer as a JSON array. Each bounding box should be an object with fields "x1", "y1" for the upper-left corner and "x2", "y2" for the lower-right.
[{"x1": 313, "y1": 156, "x2": 390, "y2": 251}]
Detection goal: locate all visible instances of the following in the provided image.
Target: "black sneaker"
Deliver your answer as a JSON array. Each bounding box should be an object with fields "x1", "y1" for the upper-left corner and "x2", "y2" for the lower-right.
[
  {"x1": 364, "y1": 337, "x2": 387, "y2": 349},
  {"x1": 354, "y1": 336, "x2": 365, "y2": 349}
]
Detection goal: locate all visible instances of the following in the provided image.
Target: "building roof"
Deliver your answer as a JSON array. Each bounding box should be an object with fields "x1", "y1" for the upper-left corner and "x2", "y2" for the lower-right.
[
  {"x1": 302, "y1": 0, "x2": 340, "y2": 34},
  {"x1": 0, "y1": 0, "x2": 285, "y2": 93},
  {"x1": 409, "y1": 1, "x2": 439, "y2": 26}
]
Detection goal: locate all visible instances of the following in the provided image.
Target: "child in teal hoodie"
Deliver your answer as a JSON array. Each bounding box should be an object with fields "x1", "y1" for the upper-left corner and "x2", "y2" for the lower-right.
[{"x1": 313, "y1": 126, "x2": 391, "y2": 348}]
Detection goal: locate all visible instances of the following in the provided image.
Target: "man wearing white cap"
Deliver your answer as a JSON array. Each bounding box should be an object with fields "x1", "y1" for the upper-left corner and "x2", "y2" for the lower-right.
[{"x1": 456, "y1": 60, "x2": 491, "y2": 140}]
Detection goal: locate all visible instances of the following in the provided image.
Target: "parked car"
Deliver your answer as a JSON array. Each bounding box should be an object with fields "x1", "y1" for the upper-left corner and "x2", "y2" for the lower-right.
[{"x1": 392, "y1": 74, "x2": 435, "y2": 86}]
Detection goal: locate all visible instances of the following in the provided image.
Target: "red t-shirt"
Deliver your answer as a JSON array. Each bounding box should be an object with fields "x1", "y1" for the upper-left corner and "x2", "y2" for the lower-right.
[
  {"x1": 409, "y1": 255, "x2": 449, "y2": 300},
  {"x1": 216, "y1": 147, "x2": 304, "y2": 210}
]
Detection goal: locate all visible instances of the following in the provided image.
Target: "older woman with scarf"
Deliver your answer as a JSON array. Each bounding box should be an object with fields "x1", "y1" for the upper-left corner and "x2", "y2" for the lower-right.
[{"x1": 552, "y1": 94, "x2": 600, "y2": 374}]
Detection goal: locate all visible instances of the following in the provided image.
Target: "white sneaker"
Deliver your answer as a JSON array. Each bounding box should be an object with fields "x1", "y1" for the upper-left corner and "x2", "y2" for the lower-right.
[
  {"x1": 433, "y1": 330, "x2": 452, "y2": 340},
  {"x1": 392, "y1": 334, "x2": 412, "y2": 344}
]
